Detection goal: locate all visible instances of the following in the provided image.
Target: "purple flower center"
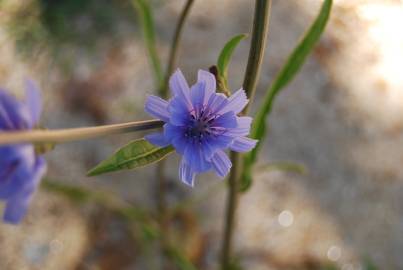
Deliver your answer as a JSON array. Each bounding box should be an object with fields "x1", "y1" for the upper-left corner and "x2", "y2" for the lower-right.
[{"x1": 185, "y1": 107, "x2": 225, "y2": 143}]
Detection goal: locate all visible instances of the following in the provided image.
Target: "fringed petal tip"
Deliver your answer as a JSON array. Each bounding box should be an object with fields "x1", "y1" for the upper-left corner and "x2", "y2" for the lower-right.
[
  {"x1": 179, "y1": 159, "x2": 195, "y2": 187},
  {"x1": 219, "y1": 88, "x2": 249, "y2": 115}
]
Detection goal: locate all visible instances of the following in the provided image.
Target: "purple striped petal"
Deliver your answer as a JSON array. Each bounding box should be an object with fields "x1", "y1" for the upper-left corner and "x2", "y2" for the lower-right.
[
  {"x1": 184, "y1": 142, "x2": 211, "y2": 173},
  {"x1": 190, "y1": 81, "x2": 206, "y2": 112},
  {"x1": 230, "y1": 137, "x2": 258, "y2": 152},
  {"x1": 207, "y1": 93, "x2": 228, "y2": 114},
  {"x1": 206, "y1": 134, "x2": 233, "y2": 149},
  {"x1": 169, "y1": 97, "x2": 192, "y2": 126},
  {"x1": 179, "y1": 159, "x2": 195, "y2": 187},
  {"x1": 211, "y1": 150, "x2": 232, "y2": 178},
  {"x1": 145, "y1": 132, "x2": 170, "y2": 147},
  {"x1": 225, "y1": 116, "x2": 252, "y2": 137},
  {"x1": 144, "y1": 95, "x2": 170, "y2": 122},
  {"x1": 169, "y1": 69, "x2": 192, "y2": 109},
  {"x1": 197, "y1": 70, "x2": 216, "y2": 102},
  {"x1": 219, "y1": 88, "x2": 248, "y2": 115},
  {"x1": 211, "y1": 111, "x2": 237, "y2": 129}
]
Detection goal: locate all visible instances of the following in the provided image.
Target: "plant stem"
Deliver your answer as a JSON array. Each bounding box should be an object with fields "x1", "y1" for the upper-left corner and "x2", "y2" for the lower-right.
[
  {"x1": 156, "y1": 1, "x2": 195, "y2": 269},
  {"x1": 0, "y1": 119, "x2": 163, "y2": 145},
  {"x1": 160, "y1": 0, "x2": 195, "y2": 97},
  {"x1": 242, "y1": 0, "x2": 272, "y2": 114},
  {"x1": 221, "y1": 0, "x2": 271, "y2": 268},
  {"x1": 221, "y1": 151, "x2": 243, "y2": 269},
  {"x1": 132, "y1": 0, "x2": 164, "y2": 87}
]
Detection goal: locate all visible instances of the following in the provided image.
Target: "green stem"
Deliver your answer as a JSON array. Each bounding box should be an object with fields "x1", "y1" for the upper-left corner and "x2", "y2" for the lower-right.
[
  {"x1": 132, "y1": 0, "x2": 164, "y2": 87},
  {"x1": 221, "y1": 0, "x2": 271, "y2": 268},
  {"x1": 242, "y1": 0, "x2": 272, "y2": 114},
  {"x1": 155, "y1": 1, "x2": 195, "y2": 269},
  {"x1": 160, "y1": 0, "x2": 195, "y2": 97},
  {"x1": 0, "y1": 119, "x2": 163, "y2": 145}
]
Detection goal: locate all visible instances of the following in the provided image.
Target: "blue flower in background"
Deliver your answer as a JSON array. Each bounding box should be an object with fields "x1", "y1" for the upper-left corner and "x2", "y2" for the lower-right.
[
  {"x1": 145, "y1": 69, "x2": 257, "y2": 186},
  {"x1": 0, "y1": 81, "x2": 46, "y2": 224}
]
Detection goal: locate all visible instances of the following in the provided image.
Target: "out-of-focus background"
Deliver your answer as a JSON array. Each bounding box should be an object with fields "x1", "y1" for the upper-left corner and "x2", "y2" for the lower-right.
[{"x1": 0, "y1": 0, "x2": 403, "y2": 269}]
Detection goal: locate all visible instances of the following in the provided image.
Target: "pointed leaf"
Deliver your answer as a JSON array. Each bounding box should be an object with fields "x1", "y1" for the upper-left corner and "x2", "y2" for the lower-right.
[
  {"x1": 216, "y1": 34, "x2": 247, "y2": 93},
  {"x1": 241, "y1": 0, "x2": 332, "y2": 191},
  {"x1": 87, "y1": 139, "x2": 174, "y2": 176},
  {"x1": 217, "y1": 34, "x2": 247, "y2": 78}
]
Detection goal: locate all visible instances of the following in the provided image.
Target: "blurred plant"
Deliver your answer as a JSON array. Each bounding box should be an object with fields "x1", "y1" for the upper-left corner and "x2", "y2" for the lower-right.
[
  {"x1": 0, "y1": 82, "x2": 46, "y2": 224},
  {"x1": 0, "y1": 0, "x2": 335, "y2": 269},
  {"x1": 4, "y1": 0, "x2": 137, "y2": 66}
]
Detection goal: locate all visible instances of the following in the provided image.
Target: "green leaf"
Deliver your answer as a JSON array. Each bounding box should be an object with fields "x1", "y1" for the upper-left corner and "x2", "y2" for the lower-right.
[
  {"x1": 131, "y1": 0, "x2": 164, "y2": 87},
  {"x1": 87, "y1": 139, "x2": 174, "y2": 176},
  {"x1": 216, "y1": 34, "x2": 247, "y2": 94},
  {"x1": 241, "y1": 0, "x2": 332, "y2": 191}
]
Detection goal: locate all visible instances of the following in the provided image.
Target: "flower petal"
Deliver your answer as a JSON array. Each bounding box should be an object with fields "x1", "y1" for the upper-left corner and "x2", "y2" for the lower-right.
[
  {"x1": 169, "y1": 97, "x2": 191, "y2": 126},
  {"x1": 190, "y1": 81, "x2": 206, "y2": 113},
  {"x1": 211, "y1": 150, "x2": 232, "y2": 178},
  {"x1": 229, "y1": 137, "x2": 258, "y2": 152},
  {"x1": 25, "y1": 80, "x2": 42, "y2": 127},
  {"x1": 165, "y1": 123, "x2": 188, "y2": 154},
  {"x1": 207, "y1": 93, "x2": 228, "y2": 114},
  {"x1": 197, "y1": 70, "x2": 216, "y2": 101},
  {"x1": 179, "y1": 158, "x2": 195, "y2": 187},
  {"x1": 225, "y1": 116, "x2": 252, "y2": 137},
  {"x1": 3, "y1": 156, "x2": 46, "y2": 224},
  {"x1": 169, "y1": 69, "x2": 192, "y2": 109},
  {"x1": 144, "y1": 95, "x2": 170, "y2": 122},
  {"x1": 164, "y1": 123, "x2": 184, "y2": 141},
  {"x1": 145, "y1": 132, "x2": 170, "y2": 147},
  {"x1": 172, "y1": 136, "x2": 187, "y2": 155},
  {"x1": 218, "y1": 88, "x2": 248, "y2": 115},
  {"x1": 184, "y1": 142, "x2": 211, "y2": 173},
  {"x1": 0, "y1": 102, "x2": 13, "y2": 130},
  {"x1": 211, "y1": 111, "x2": 237, "y2": 129},
  {"x1": 0, "y1": 89, "x2": 29, "y2": 130},
  {"x1": 0, "y1": 145, "x2": 35, "y2": 199},
  {"x1": 206, "y1": 133, "x2": 233, "y2": 150}
]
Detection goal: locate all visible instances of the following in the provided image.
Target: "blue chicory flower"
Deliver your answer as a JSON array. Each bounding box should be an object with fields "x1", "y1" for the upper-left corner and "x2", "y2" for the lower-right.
[
  {"x1": 145, "y1": 69, "x2": 257, "y2": 186},
  {"x1": 0, "y1": 81, "x2": 46, "y2": 224}
]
